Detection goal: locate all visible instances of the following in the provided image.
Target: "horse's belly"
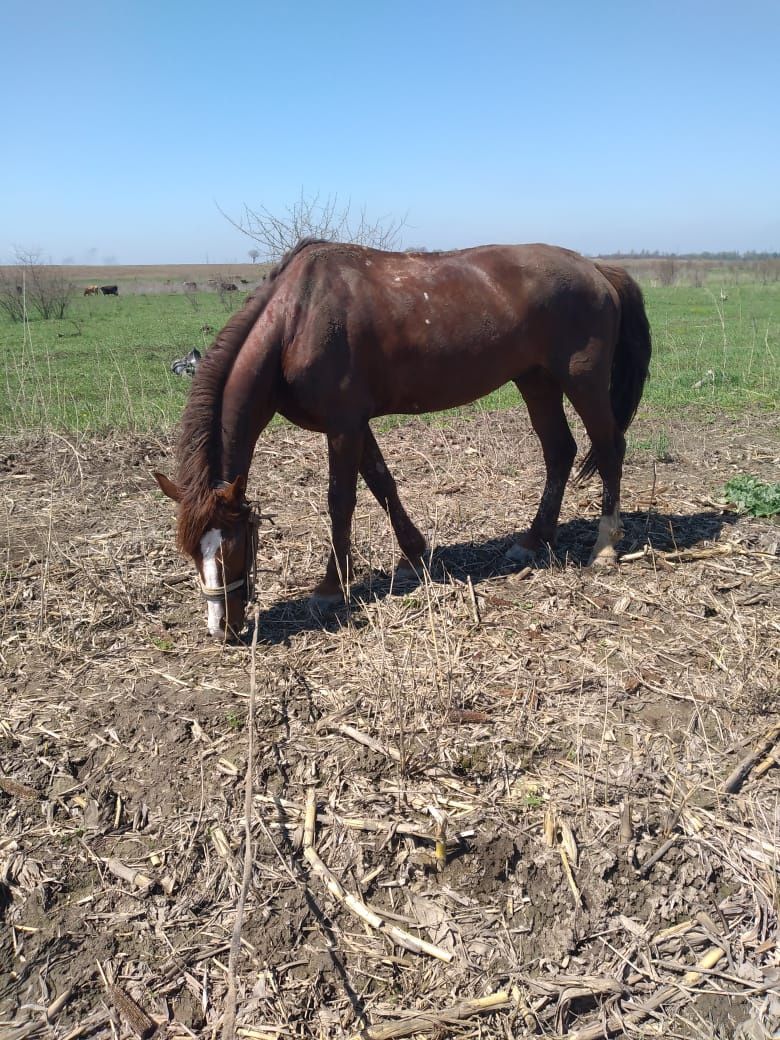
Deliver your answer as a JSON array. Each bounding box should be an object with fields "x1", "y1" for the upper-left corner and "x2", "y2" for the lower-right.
[{"x1": 375, "y1": 344, "x2": 526, "y2": 415}]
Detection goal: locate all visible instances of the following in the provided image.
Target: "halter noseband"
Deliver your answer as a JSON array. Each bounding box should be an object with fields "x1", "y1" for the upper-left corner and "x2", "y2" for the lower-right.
[
  {"x1": 197, "y1": 504, "x2": 260, "y2": 604},
  {"x1": 198, "y1": 575, "x2": 248, "y2": 601}
]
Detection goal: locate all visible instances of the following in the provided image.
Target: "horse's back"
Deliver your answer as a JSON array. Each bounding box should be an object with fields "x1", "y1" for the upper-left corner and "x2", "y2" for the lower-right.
[
  {"x1": 285, "y1": 241, "x2": 617, "y2": 327},
  {"x1": 276, "y1": 241, "x2": 624, "y2": 421}
]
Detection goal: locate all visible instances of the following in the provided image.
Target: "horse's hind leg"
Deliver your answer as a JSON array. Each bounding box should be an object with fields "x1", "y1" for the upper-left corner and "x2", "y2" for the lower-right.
[
  {"x1": 507, "y1": 372, "x2": 577, "y2": 563},
  {"x1": 360, "y1": 427, "x2": 427, "y2": 572},
  {"x1": 313, "y1": 431, "x2": 364, "y2": 604},
  {"x1": 567, "y1": 383, "x2": 625, "y2": 566}
]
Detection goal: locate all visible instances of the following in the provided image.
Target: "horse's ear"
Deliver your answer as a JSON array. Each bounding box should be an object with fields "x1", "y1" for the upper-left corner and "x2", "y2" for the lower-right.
[
  {"x1": 153, "y1": 471, "x2": 183, "y2": 503},
  {"x1": 220, "y1": 475, "x2": 246, "y2": 506}
]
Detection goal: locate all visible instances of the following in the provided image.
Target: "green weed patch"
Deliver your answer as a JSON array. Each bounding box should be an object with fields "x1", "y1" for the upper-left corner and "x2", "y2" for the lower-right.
[{"x1": 723, "y1": 475, "x2": 780, "y2": 518}]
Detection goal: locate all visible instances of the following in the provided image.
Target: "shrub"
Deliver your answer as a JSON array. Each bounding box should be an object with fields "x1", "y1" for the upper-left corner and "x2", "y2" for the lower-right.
[{"x1": 0, "y1": 249, "x2": 76, "y2": 321}]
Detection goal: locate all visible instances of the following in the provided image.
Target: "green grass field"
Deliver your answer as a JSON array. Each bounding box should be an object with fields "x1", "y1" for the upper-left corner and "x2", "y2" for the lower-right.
[{"x1": 1, "y1": 279, "x2": 777, "y2": 434}]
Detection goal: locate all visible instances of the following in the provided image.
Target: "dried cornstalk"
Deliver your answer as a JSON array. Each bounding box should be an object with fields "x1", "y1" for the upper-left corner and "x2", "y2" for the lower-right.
[
  {"x1": 0, "y1": 777, "x2": 39, "y2": 800},
  {"x1": 543, "y1": 807, "x2": 556, "y2": 846},
  {"x1": 559, "y1": 819, "x2": 579, "y2": 865},
  {"x1": 302, "y1": 842, "x2": 453, "y2": 960},
  {"x1": 639, "y1": 834, "x2": 679, "y2": 876},
  {"x1": 466, "y1": 575, "x2": 480, "y2": 625},
  {"x1": 302, "y1": 792, "x2": 453, "y2": 962},
  {"x1": 619, "y1": 799, "x2": 633, "y2": 842},
  {"x1": 352, "y1": 989, "x2": 512, "y2": 1040},
  {"x1": 569, "y1": 945, "x2": 728, "y2": 1040},
  {"x1": 428, "y1": 806, "x2": 448, "y2": 872},
  {"x1": 303, "y1": 786, "x2": 317, "y2": 849},
  {"x1": 236, "y1": 1030, "x2": 284, "y2": 1040},
  {"x1": 211, "y1": 827, "x2": 232, "y2": 859},
  {"x1": 559, "y1": 846, "x2": 582, "y2": 907},
  {"x1": 106, "y1": 984, "x2": 155, "y2": 1038},
  {"x1": 723, "y1": 721, "x2": 780, "y2": 793},
  {"x1": 621, "y1": 543, "x2": 776, "y2": 564},
  {"x1": 46, "y1": 986, "x2": 74, "y2": 1021},
  {"x1": 322, "y1": 721, "x2": 402, "y2": 762},
  {"x1": 103, "y1": 858, "x2": 154, "y2": 894},
  {"x1": 754, "y1": 747, "x2": 780, "y2": 779},
  {"x1": 255, "y1": 792, "x2": 474, "y2": 846}
]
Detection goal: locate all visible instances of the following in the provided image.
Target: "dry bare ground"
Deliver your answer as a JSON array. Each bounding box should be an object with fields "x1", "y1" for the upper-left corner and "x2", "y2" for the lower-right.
[{"x1": 1, "y1": 408, "x2": 778, "y2": 1040}]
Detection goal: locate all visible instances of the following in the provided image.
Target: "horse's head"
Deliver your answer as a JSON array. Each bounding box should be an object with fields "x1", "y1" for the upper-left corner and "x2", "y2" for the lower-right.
[{"x1": 154, "y1": 472, "x2": 258, "y2": 641}]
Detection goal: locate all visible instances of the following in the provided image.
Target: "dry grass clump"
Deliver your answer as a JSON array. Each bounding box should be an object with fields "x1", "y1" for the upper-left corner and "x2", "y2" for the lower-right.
[{"x1": 1, "y1": 410, "x2": 778, "y2": 1039}]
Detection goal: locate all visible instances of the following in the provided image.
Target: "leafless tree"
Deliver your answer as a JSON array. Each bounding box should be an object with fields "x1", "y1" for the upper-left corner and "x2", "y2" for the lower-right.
[
  {"x1": 0, "y1": 272, "x2": 25, "y2": 322},
  {"x1": 222, "y1": 189, "x2": 408, "y2": 261},
  {"x1": 206, "y1": 273, "x2": 241, "y2": 310},
  {"x1": 755, "y1": 259, "x2": 780, "y2": 284},
  {"x1": 0, "y1": 248, "x2": 76, "y2": 321}
]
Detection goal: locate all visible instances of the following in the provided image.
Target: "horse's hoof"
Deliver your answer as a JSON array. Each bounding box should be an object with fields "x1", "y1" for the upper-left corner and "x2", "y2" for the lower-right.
[
  {"x1": 395, "y1": 555, "x2": 425, "y2": 580},
  {"x1": 506, "y1": 542, "x2": 538, "y2": 566},
  {"x1": 587, "y1": 547, "x2": 618, "y2": 567},
  {"x1": 309, "y1": 588, "x2": 345, "y2": 610}
]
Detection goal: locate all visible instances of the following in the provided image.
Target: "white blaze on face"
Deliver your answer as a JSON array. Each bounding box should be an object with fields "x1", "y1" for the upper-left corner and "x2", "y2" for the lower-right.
[{"x1": 200, "y1": 528, "x2": 224, "y2": 635}]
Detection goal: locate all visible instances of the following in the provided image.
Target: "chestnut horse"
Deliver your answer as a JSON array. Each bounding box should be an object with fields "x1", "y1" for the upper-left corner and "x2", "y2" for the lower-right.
[{"x1": 155, "y1": 239, "x2": 651, "y2": 639}]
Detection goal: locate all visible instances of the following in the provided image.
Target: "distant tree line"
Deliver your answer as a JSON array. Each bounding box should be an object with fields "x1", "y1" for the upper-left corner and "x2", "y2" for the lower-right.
[{"x1": 596, "y1": 250, "x2": 780, "y2": 261}]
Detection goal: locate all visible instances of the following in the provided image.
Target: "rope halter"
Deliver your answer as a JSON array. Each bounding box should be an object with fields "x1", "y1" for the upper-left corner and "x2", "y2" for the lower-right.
[{"x1": 198, "y1": 575, "x2": 248, "y2": 601}]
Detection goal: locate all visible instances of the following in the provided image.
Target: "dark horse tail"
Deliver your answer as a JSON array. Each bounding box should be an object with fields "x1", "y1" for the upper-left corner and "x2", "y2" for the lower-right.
[{"x1": 576, "y1": 263, "x2": 652, "y2": 481}]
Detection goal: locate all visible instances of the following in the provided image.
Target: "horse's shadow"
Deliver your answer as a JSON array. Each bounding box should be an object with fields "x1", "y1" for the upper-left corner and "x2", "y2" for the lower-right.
[{"x1": 252, "y1": 509, "x2": 738, "y2": 646}]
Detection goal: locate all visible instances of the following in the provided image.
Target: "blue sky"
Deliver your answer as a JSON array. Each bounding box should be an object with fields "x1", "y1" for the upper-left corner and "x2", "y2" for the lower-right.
[{"x1": 2, "y1": 0, "x2": 778, "y2": 264}]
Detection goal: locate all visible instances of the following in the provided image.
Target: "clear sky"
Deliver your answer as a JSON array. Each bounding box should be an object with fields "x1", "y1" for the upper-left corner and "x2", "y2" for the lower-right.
[{"x1": 2, "y1": 0, "x2": 779, "y2": 264}]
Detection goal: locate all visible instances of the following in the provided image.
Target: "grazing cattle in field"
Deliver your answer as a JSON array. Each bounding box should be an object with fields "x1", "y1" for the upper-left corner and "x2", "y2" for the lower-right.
[
  {"x1": 84, "y1": 285, "x2": 100, "y2": 296},
  {"x1": 100, "y1": 285, "x2": 119, "y2": 296},
  {"x1": 220, "y1": 282, "x2": 238, "y2": 292},
  {"x1": 171, "y1": 348, "x2": 201, "y2": 376},
  {"x1": 183, "y1": 281, "x2": 198, "y2": 292}
]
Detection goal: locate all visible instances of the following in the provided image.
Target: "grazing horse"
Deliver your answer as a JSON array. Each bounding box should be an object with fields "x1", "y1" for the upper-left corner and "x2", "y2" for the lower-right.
[
  {"x1": 83, "y1": 285, "x2": 100, "y2": 296},
  {"x1": 154, "y1": 239, "x2": 651, "y2": 640},
  {"x1": 100, "y1": 284, "x2": 119, "y2": 296}
]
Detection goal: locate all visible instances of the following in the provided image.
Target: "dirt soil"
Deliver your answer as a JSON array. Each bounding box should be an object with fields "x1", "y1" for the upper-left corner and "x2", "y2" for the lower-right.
[{"x1": 1, "y1": 408, "x2": 778, "y2": 1040}]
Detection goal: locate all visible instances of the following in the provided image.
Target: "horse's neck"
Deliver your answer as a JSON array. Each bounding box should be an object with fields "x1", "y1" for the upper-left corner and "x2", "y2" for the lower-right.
[{"x1": 218, "y1": 326, "x2": 281, "y2": 481}]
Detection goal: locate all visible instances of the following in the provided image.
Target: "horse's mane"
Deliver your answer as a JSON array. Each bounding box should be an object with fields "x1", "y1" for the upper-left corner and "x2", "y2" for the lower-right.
[{"x1": 175, "y1": 238, "x2": 324, "y2": 555}]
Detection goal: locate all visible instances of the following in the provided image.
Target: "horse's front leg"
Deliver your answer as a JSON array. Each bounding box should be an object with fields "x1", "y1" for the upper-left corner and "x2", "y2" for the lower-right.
[
  {"x1": 359, "y1": 427, "x2": 427, "y2": 575},
  {"x1": 312, "y1": 431, "x2": 364, "y2": 604}
]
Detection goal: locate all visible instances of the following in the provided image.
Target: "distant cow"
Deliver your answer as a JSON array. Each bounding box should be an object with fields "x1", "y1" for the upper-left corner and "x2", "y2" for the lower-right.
[
  {"x1": 84, "y1": 285, "x2": 100, "y2": 296},
  {"x1": 170, "y1": 348, "x2": 201, "y2": 376},
  {"x1": 100, "y1": 285, "x2": 119, "y2": 296},
  {"x1": 183, "y1": 281, "x2": 198, "y2": 292},
  {"x1": 219, "y1": 282, "x2": 238, "y2": 292}
]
